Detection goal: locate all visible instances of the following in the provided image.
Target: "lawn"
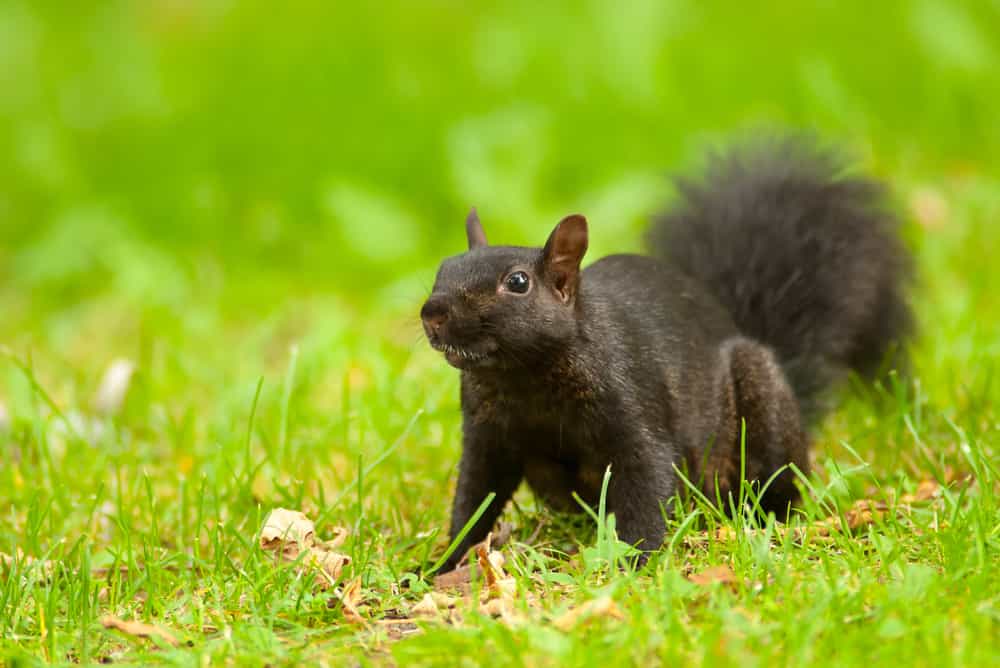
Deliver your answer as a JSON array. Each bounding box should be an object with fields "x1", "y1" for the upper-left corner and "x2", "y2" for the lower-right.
[{"x1": 1, "y1": 1, "x2": 998, "y2": 666}]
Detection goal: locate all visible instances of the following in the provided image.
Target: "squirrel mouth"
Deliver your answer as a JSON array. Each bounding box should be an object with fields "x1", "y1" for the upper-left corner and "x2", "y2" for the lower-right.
[{"x1": 431, "y1": 342, "x2": 494, "y2": 368}]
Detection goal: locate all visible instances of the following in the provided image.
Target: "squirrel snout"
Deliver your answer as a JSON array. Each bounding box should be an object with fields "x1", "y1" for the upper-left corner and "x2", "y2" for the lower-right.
[{"x1": 420, "y1": 298, "x2": 450, "y2": 338}]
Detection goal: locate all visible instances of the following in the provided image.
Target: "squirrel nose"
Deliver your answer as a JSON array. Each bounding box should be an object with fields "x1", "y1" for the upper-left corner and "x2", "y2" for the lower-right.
[{"x1": 420, "y1": 299, "x2": 450, "y2": 336}]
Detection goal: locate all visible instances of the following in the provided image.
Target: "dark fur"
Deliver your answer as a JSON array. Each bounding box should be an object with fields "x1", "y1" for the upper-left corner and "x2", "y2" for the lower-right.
[
  {"x1": 421, "y1": 136, "x2": 912, "y2": 570},
  {"x1": 648, "y1": 136, "x2": 913, "y2": 420}
]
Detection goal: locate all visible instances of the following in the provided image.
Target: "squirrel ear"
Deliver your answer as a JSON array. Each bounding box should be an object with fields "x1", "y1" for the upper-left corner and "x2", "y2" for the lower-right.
[
  {"x1": 542, "y1": 214, "x2": 588, "y2": 302},
  {"x1": 466, "y1": 207, "x2": 488, "y2": 249}
]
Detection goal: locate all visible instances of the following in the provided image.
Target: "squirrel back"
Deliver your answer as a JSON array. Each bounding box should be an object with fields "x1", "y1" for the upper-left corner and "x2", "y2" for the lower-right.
[{"x1": 647, "y1": 135, "x2": 912, "y2": 420}]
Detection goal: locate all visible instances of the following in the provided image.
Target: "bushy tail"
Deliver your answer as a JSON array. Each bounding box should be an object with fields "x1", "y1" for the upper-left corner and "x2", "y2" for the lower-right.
[{"x1": 648, "y1": 134, "x2": 913, "y2": 421}]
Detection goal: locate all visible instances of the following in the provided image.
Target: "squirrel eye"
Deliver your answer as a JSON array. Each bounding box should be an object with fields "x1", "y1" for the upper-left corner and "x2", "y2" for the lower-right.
[{"x1": 504, "y1": 271, "x2": 531, "y2": 294}]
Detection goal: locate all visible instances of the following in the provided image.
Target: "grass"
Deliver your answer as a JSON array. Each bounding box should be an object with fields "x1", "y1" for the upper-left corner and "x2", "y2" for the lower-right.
[{"x1": 1, "y1": 1, "x2": 999, "y2": 666}]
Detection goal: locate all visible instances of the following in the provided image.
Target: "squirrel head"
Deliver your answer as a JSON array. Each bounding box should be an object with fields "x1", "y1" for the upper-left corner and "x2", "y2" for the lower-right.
[{"x1": 421, "y1": 208, "x2": 589, "y2": 370}]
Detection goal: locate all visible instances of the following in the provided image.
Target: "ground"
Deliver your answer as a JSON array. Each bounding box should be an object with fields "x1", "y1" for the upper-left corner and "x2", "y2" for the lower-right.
[{"x1": 1, "y1": 1, "x2": 998, "y2": 666}]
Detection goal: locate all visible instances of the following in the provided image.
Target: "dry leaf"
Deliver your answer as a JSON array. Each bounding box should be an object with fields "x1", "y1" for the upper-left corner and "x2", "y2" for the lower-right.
[
  {"x1": 430, "y1": 592, "x2": 459, "y2": 609},
  {"x1": 424, "y1": 531, "x2": 537, "y2": 628},
  {"x1": 93, "y1": 359, "x2": 137, "y2": 415},
  {"x1": 341, "y1": 577, "x2": 363, "y2": 607},
  {"x1": 100, "y1": 616, "x2": 179, "y2": 647},
  {"x1": 260, "y1": 508, "x2": 316, "y2": 553},
  {"x1": 448, "y1": 522, "x2": 515, "y2": 569},
  {"x1": 475, "y1": 544, "x2": 501, "y2": 592},
  {"x1": 332, "y1": 577, "x2": 367, "y2": 626},
  {"x1": 682, "y1": 482, "x2": 950, "y2": 549},
  {"x1": 475, "y1": 543, "x2": 516, "y2": 599},
  {"x1": 478, "y1": 597, "x2": 510, "y2": 617},
  {"x1": 258, "y1": 508, "x2": 351, "y2": 587},
  {"x1": 688, "y1": 564, "x2": 738, "y2": 586},
  {"x1": 380, "y1": 620, "x2": 422, "y2": 641},
  {"x1": 435, "y1": 530, "x2": 508, "y2": 595},
  {"x1": 478, "y1": 597, "x2": 525, "y2": 625},
  {"x1": 324, "y1": 526, "x2": 350, "y2": 549},
  {"x1": 410, "y1": 593, "x2": 440, "y2": 618},
  {"x1": 714, "y1": 526, "x2": 737, "y2": 542},
  {"x1": 901, "y1": 480, "x2": 940, "y2": 504},
  {"x1": 813, "y1": 499, "x2": 890, "y2": 536},
  {"x1": 0, "y1": 549, "x2": 54, "y2": 577},
  {"x1": 433, "y1": 564, "x2": 471, "y2": 592},
  {"x1": 304, "y1": 547, "x2": 352, "y2": 583},
  {"x1": 847, "y1": 499, "x2": 889, "y2": 528},
  {"x1": 467, "y1": 522, "x2": 512, "y2": 558},
  {"x1": 552, "y1": 596, "x2": 624, "y2": 631}
]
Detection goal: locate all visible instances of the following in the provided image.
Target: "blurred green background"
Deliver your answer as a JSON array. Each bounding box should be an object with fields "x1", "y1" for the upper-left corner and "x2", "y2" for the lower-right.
[{"x1": 3, "y1": 0, "x2": 998, "y2": 320}]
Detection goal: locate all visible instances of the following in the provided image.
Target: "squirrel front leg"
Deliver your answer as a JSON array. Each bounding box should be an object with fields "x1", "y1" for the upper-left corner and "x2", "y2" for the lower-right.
[
  {"x1": 442, "y1": 421, "x2": 523, "y2": 571},
  {"x1": 605, "y1": 445, "x2": 677, "y2": 560}
]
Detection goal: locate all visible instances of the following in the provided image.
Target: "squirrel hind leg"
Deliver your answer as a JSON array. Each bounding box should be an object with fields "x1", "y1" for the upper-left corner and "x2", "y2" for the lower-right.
[{"x1": 717, "y1": 337, "x2": 810, "y2": 517}]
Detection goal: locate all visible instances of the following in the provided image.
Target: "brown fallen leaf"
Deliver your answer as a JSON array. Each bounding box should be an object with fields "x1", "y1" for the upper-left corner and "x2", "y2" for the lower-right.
[
  {"x1": 259, "y1": 508, "x2": 351, "y2": 587},
  {"x1": 463, "y1": 522, "x2": 513, "y2": 562},
  {"x1": 682, "y1": 481, "x2": 952, "y2": 550},
  {"x1": 814, "y1": 499, "x2": 890, "y2": 536},
  {"x1": 260, "y1": 508, "x2": 317, "y2": 555},
  {"x1": 475, "y1": 539, "x2": 516, "y2": 600},
  {"x1": 688, "y1": 564, "x2": 738, "y2": 587},
  {"x1": 845, "y1": 499, "x2": 888, "y2": 529},
  {"x1": 434, "y1": 530, "x2": 507, "y2": 595},
  {"x1": 433, "y1": 563, "x2": 472, "y2": 593},
  {"x1": 331, "y1": 576, "x2": 367, "y2": 626},
  {"x1": 425, "y1": 531, "x2": 533, "y2": 627},
  {"x1": 0, "y1": 549, "x2": 54, "y2": 577},
  {"x1": 430, "y1": 591, "x2": 459, "y2": 609},
  {"x1": 552, "y1": 596, "x2": 624, "y2": 631},
  {"x1": 442, "y1": 522, "x2": 516, "y2": 570},
  {"x1": 303, "y1": 547, "x2": 352, "y2": 585},
  {"x1": 324, "y1": 525, "x2": 350, "y2": 550},
  {"x1": 900, "y1": 480, "x2": 940, "y2": 504},
  {"x1": 714, "y1": 526, "x2": 737, "y2": 542},
  {"x1": 478, "y1": 596, "x2": 525, "y2": 625},
  {"x1": 475, "y1": 544, "x2": 501, "y2": 592},
  {"x1": 943, "y1": 467, "x2": 968, "y2": 486},
  {"x1": 100, "y1": 616, "x2": 179, "y2": 647},
  {"x1": 476, "y1": 538, "x2": 526, "y2": 624},
  {"x1": 381, "y1": 621, "x2": 422, "y2": 641},
  {"x1": 410, "y1": 593, "x2": 441, "y2": 618}
]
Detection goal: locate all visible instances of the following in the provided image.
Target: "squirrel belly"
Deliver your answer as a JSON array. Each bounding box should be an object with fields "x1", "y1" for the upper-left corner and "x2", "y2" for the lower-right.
[{"x1": 422, "y1": 135, "x2": 913, "y2": 570}]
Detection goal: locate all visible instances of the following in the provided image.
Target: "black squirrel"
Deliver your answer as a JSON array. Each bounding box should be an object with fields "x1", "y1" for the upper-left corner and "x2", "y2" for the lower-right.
[{"x1": 420, "y1": 135, "x2": 912, "y2": 570}]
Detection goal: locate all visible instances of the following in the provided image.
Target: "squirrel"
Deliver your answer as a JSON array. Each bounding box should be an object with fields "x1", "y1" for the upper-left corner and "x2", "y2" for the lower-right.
[{"x1": 420, "y1": 135, "x2": 912, "y2": 570}]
